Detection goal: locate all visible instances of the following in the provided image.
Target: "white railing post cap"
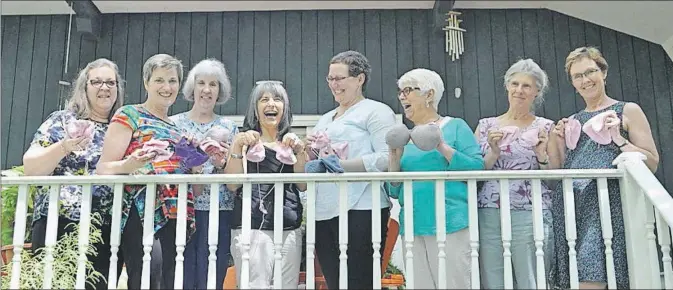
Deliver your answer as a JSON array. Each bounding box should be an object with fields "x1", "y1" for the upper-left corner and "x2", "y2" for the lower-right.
[{"x1": 612, "y1": 152, "x2": 647, "y2": 166}]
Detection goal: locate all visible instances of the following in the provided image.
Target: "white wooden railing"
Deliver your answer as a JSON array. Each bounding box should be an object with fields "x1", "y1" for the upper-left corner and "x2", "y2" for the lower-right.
[{"x1": 2, "y1": 152, "x2": 673, "y2": 289}]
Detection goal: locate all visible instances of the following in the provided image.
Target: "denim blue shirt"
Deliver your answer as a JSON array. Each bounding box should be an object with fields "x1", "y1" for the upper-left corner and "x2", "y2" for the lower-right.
[
  {"x1": 170, "y1": 112, "x2": 239, "y2": 211},
  {"x1": 312, "y1": 99, "x2": 397, "y2": 221}
]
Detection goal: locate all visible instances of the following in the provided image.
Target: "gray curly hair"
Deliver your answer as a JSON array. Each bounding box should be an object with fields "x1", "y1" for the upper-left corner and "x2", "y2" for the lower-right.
[{"x1": 182, "y1": 58, "x2": 232, "y2": 104}]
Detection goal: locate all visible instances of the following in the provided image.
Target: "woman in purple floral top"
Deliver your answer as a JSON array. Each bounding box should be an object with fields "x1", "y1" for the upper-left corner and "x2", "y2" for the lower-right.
[
  {"x1": 474, "y1": 59, "x2": 556, "y2": 289},
  {"x1": 23, "y1": 58, "x2": 125, "y2": 290}
]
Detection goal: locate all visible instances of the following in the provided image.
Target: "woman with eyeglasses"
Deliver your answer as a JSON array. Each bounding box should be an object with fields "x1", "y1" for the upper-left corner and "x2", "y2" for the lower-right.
[
  {"x1": 548, "y1": 47, "x2": 659, "y2": 289},
  {"x1": 23, "y1": 58, "x2": 125, "y2": 289},
  {"x1": 307, "y1": 50, "x2": 398, "y2": 290},
  {"x1": 387, "y1": 68, "x2": 483, "y2": 289},
  {"x1": 224, "y1": 80, "x2": 307, "y2": 289}
]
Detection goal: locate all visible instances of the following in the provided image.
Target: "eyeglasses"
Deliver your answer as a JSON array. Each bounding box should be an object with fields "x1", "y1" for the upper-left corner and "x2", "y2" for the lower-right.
[
  {"x1": 325, "y1": 76, "x2": 351, "y2": 83},
  {"x1": 571, "y1": 68, "x2": 600, "y2": 82},
  {"x1": 89, "y1": 79, "x2": 117, "y2": 88},
  {"x1": 398, "y1": 87, "x2": 421, "y2": 97}
]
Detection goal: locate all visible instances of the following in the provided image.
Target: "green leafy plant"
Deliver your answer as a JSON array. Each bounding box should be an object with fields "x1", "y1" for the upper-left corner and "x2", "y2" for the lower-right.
[
  {"x1": 1, "y1": 166, "x2": 37, "y2": 246},
  {"x1": 1, "y1": 213, "x2": 106, "y2": 289}
]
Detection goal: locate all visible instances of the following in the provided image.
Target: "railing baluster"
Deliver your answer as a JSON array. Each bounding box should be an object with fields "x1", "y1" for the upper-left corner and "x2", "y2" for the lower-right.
[
  {"x1": 241, "y1": 182, "x2": 252, "y2": 289},
  {"x1": 467, "y1": 179, "x2": 480, "y2": 289},
  {"x1": 75, "y1": 183, "x2": 93, "y2": 289},
  {"x1": 597, "y1": 178, "x2": 617, "y2": 289},
  {"x1": 141, "y1": 183, "x2": 157, "y2": 289},
  {"x1": 42, "y1": 185, "x2": 60, "y2": 289},
  {"x1": 562, "y1": 178, "x2": 579, "y2": 289},
  {"x1": 306, "y1": 181, "x2": 317, "y2": 290},
  {"x1": 273, "y1": 182, "x2": 284, "y2": 289},
  {"x1": 435, "y1": 180, "x2": 447, "y2": 289},
  {"x1": 9, "y1": 184, "x2": 29, "y2": 289},
  {"x1": 498, "y1": 179, "x2": 513, "y2": 289},
  {"x1": 371, "y1": 180, "x2": 382, "y2": 290},
  {"x1": 531, "y1": 179, "x2": 546, "y2": 289},
  {"x1": 656, "y1": 210, "x2": 673, "y2": 289},
  {"x1": 644, "y1": 197, "x2": 662, "y2": 289},
  {"x1": 403, "y1": 180, "x2": 415, "y2": 289},
  {"x1": 108, "y1": 183, "x2": 124, "y2": 289},
  {"x1": 207, "y1": 182, "x2": 220, "y2": 289},
  {"x1": 174, "y1": 183, "x2": 188, "y2": 288},
  {"x1": 338, "y1": 181, "x2": 349, "y2": 289}
]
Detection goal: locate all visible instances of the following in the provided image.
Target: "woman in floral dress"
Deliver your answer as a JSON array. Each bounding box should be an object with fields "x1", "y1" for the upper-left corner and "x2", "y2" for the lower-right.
[
  {"x1": 475, "y1": 59, "x2": 555, "y2": 289},
  {"x1": 23, "y1": 58, "x2": 125, "y2": 289},
  {"x1": 170, "y1": 58, "x2": 238, "y2": 289},
  {"x1": 548, "y1": 47, "x2": 659, "y2": 289}
]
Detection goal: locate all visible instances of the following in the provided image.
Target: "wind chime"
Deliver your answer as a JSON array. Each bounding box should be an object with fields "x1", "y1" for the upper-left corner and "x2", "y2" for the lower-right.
[{"x1": 443, "y1": 11, "x2": 465, "y2": 61}]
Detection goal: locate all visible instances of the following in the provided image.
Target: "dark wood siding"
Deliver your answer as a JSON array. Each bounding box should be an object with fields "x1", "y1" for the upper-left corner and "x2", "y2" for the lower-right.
[{"x1": 2, "y1": 9, "x2": 673, "y2": 190}]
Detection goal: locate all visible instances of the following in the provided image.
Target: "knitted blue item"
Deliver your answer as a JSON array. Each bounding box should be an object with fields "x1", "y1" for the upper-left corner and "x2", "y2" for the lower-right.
[
  {"x1": 321, "y1": 154, "x2": 344, "y2": 173},
  {"x1": 305, "y1": 159, "x2": 327, "y2": 173}
]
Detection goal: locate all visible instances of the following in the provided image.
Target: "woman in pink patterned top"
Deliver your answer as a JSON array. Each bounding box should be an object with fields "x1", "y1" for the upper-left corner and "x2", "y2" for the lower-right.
[{"x1": 474, "y1": 59, "x2": 556, "y2": 289}]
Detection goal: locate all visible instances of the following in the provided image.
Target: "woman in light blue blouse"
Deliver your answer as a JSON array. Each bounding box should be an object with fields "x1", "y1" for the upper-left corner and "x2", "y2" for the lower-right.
[
  {"x1": 387, "y1": 68, "x2": 484, "y2": 289},
  {"x1": 170, "y1": 58, "x2": 239, "y2": 289},
  {"x1": 307, "y1": 50, "x2": 398, "y2": 290}
]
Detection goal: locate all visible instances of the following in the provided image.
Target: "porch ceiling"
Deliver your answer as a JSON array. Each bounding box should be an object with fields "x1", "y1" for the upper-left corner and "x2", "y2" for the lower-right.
[{"x1": 1, "y1": 1, "x2": 671, "y2": 60}]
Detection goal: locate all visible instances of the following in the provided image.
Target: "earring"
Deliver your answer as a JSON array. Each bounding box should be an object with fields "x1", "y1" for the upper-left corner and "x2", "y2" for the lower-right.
[{"x1": 426, "y1": 101, "x2": 430, "y2": 108}]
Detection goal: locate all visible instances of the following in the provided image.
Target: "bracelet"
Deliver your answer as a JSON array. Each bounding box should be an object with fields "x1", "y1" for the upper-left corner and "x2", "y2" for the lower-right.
[
  {"x1": 230, "y1": 152, "x2": 244, "y2": 159},
  {"x1": 535, "y1": 155, "x2": 549, "y2": 165},
  {"x1": 617, "y1": 141, "x2": 629, "y2": 148}
]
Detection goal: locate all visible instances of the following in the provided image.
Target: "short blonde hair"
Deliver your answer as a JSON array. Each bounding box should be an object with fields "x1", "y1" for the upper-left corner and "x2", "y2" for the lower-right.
[
  {"x1": 67, "y1": 58, "x2": 125, "y2": 121},
  {"x1": 564, "y1": 46, "x2": 609, "y2": 77},
  {"x1": 142, "y1": 54, "x2": 184, "y2": 85}
]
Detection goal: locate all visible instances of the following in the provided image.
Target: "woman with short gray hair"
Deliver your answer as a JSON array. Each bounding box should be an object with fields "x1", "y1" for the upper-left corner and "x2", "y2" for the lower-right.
[
  {"x1": 387, "y1": 68, "x2": 483, "y2": 289},
  {"x1": 97, "y1": 53, "x2": 197, "y2": 289},
  {"x1": 474, "y1": 58, "x2": 555, "y2": 289},
  {"x1": 307, "y1": 50, "x2": 398, "y2": 289},
  {"x1": 224, "y1": 81, "x2": 306, "y2": 288},
  {"x1": 170, "y1": 58, "x2": 238, "y2": 289}
]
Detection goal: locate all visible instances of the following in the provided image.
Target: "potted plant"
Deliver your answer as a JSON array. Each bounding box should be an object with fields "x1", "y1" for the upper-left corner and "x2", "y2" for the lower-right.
[
  {"x1": 382, "y1": 261, "x2": 405, "y2": 290},
  {"x1": 1, "y1": 166, "x2": 36, "y2": 265},
  {"x1": 0, "y1": 213, "x2": 105, "y2": 289}
]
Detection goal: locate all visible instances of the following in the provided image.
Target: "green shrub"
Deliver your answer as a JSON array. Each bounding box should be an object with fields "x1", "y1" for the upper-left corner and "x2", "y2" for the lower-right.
[
  {"x1": 1, "y1": 213, "x2": 106, "y2": 289},
  {"x1": 1, "y1": 166, "x2": 36, "y2": 246}
]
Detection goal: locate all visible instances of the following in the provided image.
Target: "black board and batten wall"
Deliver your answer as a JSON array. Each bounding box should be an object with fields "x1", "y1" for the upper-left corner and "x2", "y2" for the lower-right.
[{"x1": 2, "y1": 9, "x2": 673, "y2": 191}]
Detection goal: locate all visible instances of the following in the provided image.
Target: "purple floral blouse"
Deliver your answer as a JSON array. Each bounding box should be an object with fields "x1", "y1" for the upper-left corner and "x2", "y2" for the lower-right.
[{"x1": 476, "y1": 116, "x2": 553, "y2": 210}]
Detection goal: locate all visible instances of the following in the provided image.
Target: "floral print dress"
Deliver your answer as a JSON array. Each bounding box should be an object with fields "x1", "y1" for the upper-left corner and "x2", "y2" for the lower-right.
[
  {"x1": 170, "y1": 112, "x2": 238, "y2": 211},
  {"x1": 111, "y1": 105, "x2": 195, "y2": 237},
  {"x1": 476, "y1": 116, "x2": 554, "y2": 210},
  {"x1": 30, "y1": 110, "x2": 114, "y2": 225}
]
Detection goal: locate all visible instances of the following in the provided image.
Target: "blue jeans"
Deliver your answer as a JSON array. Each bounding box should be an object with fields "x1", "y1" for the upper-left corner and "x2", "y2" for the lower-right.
[{"x1": 183, "y1": 210, "x2": 232, "y2": 289}]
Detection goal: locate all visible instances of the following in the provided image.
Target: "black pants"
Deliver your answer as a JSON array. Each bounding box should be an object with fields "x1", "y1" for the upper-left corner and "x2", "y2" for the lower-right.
[
  {"x1": 315, "y1": 208, "x2": 390, "y2": 290},
  {"x1": 31, "y1": 216, "x2": 123, "y2": 290},
  {"x1": 120, "y1": 203, "x2": 179, "y2": 289}
]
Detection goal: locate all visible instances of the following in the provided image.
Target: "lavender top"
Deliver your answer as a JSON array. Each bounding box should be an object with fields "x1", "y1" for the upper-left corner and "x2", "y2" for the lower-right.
[{"x1": 476, "y1": 116, "x2": 554, "y2": 210}]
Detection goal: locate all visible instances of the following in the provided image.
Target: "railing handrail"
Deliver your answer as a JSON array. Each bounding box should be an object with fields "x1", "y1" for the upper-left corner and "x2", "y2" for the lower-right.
[
  {"x1": 616, "y1": 154, "x2": 673, "y2": 227},
  {"x1": 0, "y1": 169, "x2": 623, "y2": 185}
]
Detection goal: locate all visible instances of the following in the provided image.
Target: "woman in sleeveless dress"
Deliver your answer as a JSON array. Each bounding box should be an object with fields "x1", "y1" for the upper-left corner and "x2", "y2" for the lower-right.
[{"x1": 548, "y1": 47, "x2": 659, "y2": 289}]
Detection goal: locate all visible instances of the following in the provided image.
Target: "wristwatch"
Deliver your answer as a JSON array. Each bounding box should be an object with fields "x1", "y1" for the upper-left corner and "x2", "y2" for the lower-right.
[{"x1": 230, "y1": 152, "x2": 244, "y2": 159}]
